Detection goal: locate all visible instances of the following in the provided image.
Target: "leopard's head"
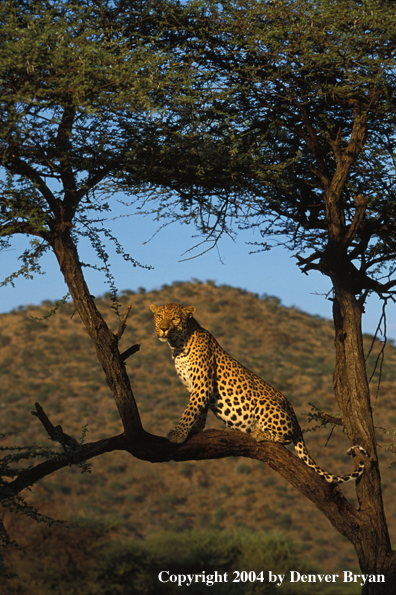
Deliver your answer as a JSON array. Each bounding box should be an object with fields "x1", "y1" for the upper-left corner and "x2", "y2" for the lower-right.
[{"x1": 150, "y1": 303, "x2": 196, "y2": 343}]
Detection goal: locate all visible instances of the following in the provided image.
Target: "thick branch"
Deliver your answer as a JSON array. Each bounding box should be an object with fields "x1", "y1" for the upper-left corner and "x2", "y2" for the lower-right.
[
  {"x1": 9, "y1": 402, "x2": 368, "y2": 547},
  {"x1": 49, "y1": 229, "x2": 143, "y2": 438},
  {"x1": 325, "y1": 106, "x2": 369, "y2": 241}
]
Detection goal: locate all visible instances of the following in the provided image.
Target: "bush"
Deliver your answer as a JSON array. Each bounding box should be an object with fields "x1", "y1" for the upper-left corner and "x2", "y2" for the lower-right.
[{"x1": 0, "y1": 524, "x2": 360, "y2": 595}]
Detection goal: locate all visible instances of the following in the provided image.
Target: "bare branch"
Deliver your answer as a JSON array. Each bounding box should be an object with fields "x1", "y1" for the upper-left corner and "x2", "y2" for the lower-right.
[
  {"x1": 320, "y1": 412, "x2": 345, "y2": 427},
  {"x1": 115, "y1": 304, "x2": 132, "y2": 341},
  {"x1": 31, "y1": 402, "x2": 78, "y2": 448},
  {"x1": 120, "y1": 343, "x2": 140, "y2": 362}
]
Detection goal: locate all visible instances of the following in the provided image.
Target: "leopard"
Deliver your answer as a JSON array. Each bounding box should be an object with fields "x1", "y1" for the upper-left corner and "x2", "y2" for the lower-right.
[{"x1": 150, "y1": 302, "x2": 368, "y2": 484}]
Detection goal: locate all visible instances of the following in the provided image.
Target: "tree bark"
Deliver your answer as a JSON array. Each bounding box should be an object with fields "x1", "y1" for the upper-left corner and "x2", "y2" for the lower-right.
[
  {"x1": 331, "y1": 287, "x2": 395, "y2": 593},
  {"x1": 49, "y1": 227, "x2": 143, "y2": 439}
]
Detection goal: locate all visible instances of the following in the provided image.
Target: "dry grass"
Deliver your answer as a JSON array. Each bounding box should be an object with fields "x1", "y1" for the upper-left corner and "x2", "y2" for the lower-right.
[{"x1": 1, "y1": 281, "x2": 395, "y2": 577}]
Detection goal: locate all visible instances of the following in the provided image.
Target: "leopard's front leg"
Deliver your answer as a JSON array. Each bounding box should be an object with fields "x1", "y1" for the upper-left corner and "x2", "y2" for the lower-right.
[
  {"x1": 167, "y1": 396, "x2": 208, "y2": 443},
  {"x1": 188, "y1": 407, "x2": 209, "y2": 436}
]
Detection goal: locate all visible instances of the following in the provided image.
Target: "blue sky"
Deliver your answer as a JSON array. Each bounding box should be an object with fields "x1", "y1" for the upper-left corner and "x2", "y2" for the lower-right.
[{"x1": 1, "y1": 200, "x2": 395, "y2": 343}]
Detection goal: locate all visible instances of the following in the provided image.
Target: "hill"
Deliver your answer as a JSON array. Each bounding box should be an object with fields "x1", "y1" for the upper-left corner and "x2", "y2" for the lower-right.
[{"x1": 1, "y1": 281, "x2": 395, "y2": 592}]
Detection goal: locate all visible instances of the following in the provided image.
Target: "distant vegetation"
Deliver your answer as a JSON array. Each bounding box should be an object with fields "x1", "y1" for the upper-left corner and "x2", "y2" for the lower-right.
[
  {"x1": 1, "y1": 281, "x2": 394, "y2": 593},
  {"x1": 0, "y1": 520, "x2": 360, "y2": 595}
]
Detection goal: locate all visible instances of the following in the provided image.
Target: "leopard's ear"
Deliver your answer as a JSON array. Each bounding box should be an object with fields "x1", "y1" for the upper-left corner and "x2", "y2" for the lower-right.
[
  {"x1": 150, "y1": 304, "x2": 158, "y2": 313},
  {"x1": 183, "y1": 306, "x2": 196, "y2": 317}
]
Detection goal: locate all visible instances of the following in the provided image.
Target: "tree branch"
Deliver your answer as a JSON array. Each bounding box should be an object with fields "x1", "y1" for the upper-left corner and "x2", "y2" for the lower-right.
[
  {"x1": 120, "y1": 343, "x2": 140, "y2": 362},
  {"x1": 115, "y1": 304, "x2": 132, "y2": 341},
  {"x1": 49, "y1": 230, "x2": 143, "y2": 438},
  {"x1": 7, "y1": 434, "x2": 124, "y2": 495},
  {"x1": 0, "y1": 221, "x2": 49, "y2": 239},
  {"x1": 31, "y1": 402, "x2": 78, "y2": 448},
  {"x1": 6, "y1": 156, "x2": 60, "y2": 219},
  {"x1": 6, "y1": 402, "x2": 367, "y2": 546},
  {"x1": 56, "y1": 105, "x2": 77, "y2": 211},
  {"x1": 345, "y1": 194, "x2": 368, "y2": 246},
  {"x1": 320, "y1": 412, "x2": 344, "y2": 427}
]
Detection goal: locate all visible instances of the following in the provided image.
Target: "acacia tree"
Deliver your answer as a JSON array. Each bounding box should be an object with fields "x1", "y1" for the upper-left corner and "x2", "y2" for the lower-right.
[
  {"x1": 2, "y1": 0, "x2": 396, "y2": 593},
  {"x1": 119, "y1": 0, "x2": 396, "y2": 591}
]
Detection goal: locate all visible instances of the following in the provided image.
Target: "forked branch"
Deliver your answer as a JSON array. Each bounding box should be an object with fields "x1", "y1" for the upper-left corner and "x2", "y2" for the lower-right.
[
  {"x1": 4, "y1": 401, "x2": 367, "y2": 551},
  {"x1": 115, "y1": 304, "x2": 132, "y2": 341},
  {"x1": 31, "y1": 402, "x2": 79, "y2": 448}
]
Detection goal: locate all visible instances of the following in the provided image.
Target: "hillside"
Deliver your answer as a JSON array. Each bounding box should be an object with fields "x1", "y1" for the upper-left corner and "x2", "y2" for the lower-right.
[{"x1": 1, "y1": 281, "x2": 396, "y2": 592}]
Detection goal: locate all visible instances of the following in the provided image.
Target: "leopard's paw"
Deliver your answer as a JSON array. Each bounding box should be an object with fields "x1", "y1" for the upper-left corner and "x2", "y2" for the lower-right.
[
  {"x1": 250, "y1": 426, "x2": 268, "y2": 443},
  {"x1": 188, "y1": 425, "x2": 204, "y2": 437},
  {"x1": 166, "y1": 428, "x2": 187, "y2": 444}
]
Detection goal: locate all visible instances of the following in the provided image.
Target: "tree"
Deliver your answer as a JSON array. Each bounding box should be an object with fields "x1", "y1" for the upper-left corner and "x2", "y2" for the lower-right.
[
  {"x1": 1, "y1": 0, "x2": 396, "y2": 593},
  {"x1": 122, "y1": 0, "x2": 396, "y2": 591},
  {"x1": 0, "y1": 0, "x2": 187, "y2": 567}
]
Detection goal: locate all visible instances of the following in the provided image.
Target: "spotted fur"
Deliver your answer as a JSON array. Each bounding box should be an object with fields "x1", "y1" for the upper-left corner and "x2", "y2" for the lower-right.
[{"x1": 150, "y1": 302, "x2": 368, "y2": 484}]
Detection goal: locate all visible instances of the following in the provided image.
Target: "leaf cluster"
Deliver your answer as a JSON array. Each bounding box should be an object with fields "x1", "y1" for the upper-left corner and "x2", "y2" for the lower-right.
[
  {"x1": 2, "y1": 0, "x2": 396, "y2": 298},
  {"x1": 0, "y1": 0, "x2": 196, "y2": 287},
  {"x1": 119, "y1": 0, "x2": 396, "y2": 296}
]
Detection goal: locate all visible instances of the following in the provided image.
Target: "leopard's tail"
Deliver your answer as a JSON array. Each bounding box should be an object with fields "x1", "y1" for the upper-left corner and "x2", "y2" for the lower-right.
[{"x1": 293, "y1": 435, "x2": 368, "y2": 484}]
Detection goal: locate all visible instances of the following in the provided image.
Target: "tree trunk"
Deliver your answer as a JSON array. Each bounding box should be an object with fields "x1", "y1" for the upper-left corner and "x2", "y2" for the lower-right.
[
  {"x1": 331, "y1": 281, "x2": 396, "y2": 593},
  {"x1": 49, "y1": 227, "x2": 143, "y2": 439}
]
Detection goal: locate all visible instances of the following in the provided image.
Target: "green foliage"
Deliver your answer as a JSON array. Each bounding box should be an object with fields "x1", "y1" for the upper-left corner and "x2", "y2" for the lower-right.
[
  {"x1": 132, "y1": 0, "x2": 396, "y2": 297},
  {"x1": 3, "y1": 0, "x2": 395, "y2": 300},
  {"x1": 1, "y1": 524, "x2": 361, "y2": 595},
  {"x1": 0, "y1": 0, "x2": 194, "y2": 290},
  {"x1": 30, "y1": 293, "x2": 70, "y2": 321}
]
